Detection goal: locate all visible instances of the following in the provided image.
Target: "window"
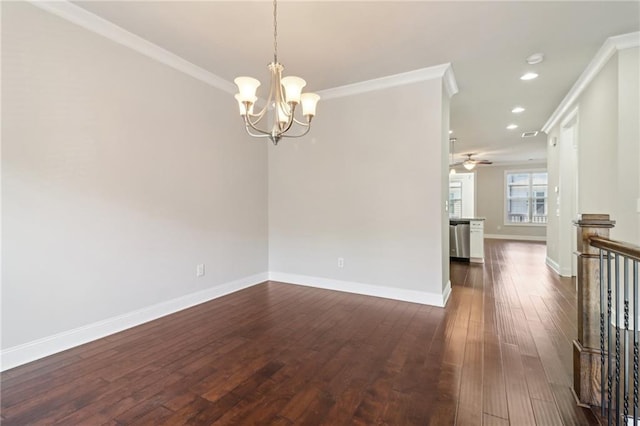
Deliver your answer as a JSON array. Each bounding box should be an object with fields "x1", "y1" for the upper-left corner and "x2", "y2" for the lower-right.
[
  {"x1": 505, "y1": 171, "x2": 548, "y2": 225},
  {"x1": 449, "y1": 181, "x2": 462, "y2": 218}
]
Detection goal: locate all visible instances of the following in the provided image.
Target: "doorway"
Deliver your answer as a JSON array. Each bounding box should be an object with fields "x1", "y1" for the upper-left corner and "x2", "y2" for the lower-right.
[{"x1": 449, "y1": 172, "x2": 475, "y2": 219}]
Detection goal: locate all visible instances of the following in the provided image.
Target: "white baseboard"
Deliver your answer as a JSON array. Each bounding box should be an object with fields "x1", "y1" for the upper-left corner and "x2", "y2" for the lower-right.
[
  {"x1": 269, "y1": 272, "x2": 450, "y2": 308},
  {"x1": 1, "y1": 272, "x2": 268, "y2": 372},
  {"x1": 441, "y1": 280, "x2": 452, "y2": 306},
  {"x1": 484, "y1": 234, "x2": 547, "y2": 242},
  {"x1": 2, "y1": 270, "x2": 453, "y2": 371},
  {"x1": 545, "y1": 256, "x2": 573, "y2": 277},
  {"x1": 546, "y1": 256, "x2": 561, "y2": 274}
]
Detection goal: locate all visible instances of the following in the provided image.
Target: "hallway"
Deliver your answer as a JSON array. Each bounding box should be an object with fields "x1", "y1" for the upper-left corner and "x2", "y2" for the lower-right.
[
  {"x1": 448, "y1": 239, "x2": 597, "y2": 425},
  {"x1": 1, "y1": 240, "x2": 598, "y2": 425}
]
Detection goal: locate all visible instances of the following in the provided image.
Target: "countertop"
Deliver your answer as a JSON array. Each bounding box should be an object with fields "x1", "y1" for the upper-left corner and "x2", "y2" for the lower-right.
[{"x1": 449, "y1": 218, "x2": 485, "y2": 223}]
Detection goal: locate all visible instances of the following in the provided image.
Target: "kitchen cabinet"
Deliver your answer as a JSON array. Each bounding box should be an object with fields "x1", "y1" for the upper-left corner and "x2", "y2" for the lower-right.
[{"x1": 470, "y1": 219, "x2": 484, "y2": 263}]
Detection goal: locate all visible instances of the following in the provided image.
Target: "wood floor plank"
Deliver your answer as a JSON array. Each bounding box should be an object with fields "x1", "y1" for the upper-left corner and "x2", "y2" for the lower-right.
[
  {"x1": 551, "y1": 383, "x2": 600, "y2": 426},
  {"x1": 482, "y1": 331, "x2": 509, "y2": 420},
  {"x1": 483, "y1": 413, "x2": 510, "y2": 426},
  {"x1": 455, "y1": 320, "x2": 484, "y2": 425},
  {"x1": 522, "y1": 354, "x2": 556, "y2": 402},
  {"x1": 501, "y1": 342, "x2": 536, "y2": 426},
  {"x1": 531, "y1": 398, "x2": 564, "y2": 426},
  {"x1": 1, "y1": 240, "x2": 601, "y2": 425}
]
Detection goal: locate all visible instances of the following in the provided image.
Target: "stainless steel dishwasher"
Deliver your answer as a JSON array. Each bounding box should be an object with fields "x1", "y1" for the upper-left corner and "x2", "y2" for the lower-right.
[{"x1": 449, "y1": 220, "x2": 470, "y2": 260}]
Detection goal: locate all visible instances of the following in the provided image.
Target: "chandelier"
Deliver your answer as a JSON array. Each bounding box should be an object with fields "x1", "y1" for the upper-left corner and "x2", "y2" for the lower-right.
[{"x1": 233, "y1": 0, "x2": 320, "y2": 146}]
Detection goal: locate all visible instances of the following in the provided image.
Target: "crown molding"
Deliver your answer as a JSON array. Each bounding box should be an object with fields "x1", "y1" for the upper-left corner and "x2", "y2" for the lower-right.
[
  {"x1": 27, "y1": 0, "x2": 237, "y2": 94},
  {"x1": 542, "y1": 31, "x2": 640, "y2": 133},
  {"x1": 317, "y1": 63, "x2": 458, "y2": 100},
  {"x1": 442, "y1": 64, "x2": 459, "y2": 99},
  {"x1": 29, "y1": 1, "x2": 460, "y2": 101}
]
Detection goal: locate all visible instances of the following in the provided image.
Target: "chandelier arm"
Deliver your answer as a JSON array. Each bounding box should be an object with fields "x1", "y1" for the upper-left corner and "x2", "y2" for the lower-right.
[
  {"x1": 243, "y1": 116, "x2": 272, "y2": 137},
  {"x1": 246, "y1": 120, "x2": 273, "y2": 137},
  {"x1": 247, "y1": 103, "x2": 269, "y2": 121},
  {"x1": 293, "y1": 117, "x2": 310, "y2": 127},
  {"x1": 281, "y1": 117, "x2": 314, "y2": 139},
  {"x1": 244, "y1": 126, "x2": 273, "y2": 139},
  {"x1": 276, "y1": 103, "x2": 297, "y2": 135},
  {"x1": 246, "y1": 110, "x2": 268, "y2": 128},
  {"x1": 280, "y1": 125, "x2": 312, "y2": 139}
]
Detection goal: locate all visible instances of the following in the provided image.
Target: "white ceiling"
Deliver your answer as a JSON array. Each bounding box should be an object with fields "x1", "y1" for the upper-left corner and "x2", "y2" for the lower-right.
[{"x1": 73, "y1": 1, "x2": 640, "y2": 165}]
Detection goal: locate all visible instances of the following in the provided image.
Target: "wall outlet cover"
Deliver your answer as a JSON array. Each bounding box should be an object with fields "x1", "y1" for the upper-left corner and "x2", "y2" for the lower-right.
[{"x1": 196, "y1": 264, "x2": 205, "y2": 277}]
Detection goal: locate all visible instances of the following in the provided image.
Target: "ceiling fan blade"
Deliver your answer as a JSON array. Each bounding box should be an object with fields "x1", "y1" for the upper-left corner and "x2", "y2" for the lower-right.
[{"x1": 476, "y1": 160, "x2": 493, "y2": 164}]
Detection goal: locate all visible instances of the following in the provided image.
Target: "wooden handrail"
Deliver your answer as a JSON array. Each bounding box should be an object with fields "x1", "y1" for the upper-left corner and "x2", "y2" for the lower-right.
[{"x1": 589, "y1": 235, "x2": 640, "y2": 262}]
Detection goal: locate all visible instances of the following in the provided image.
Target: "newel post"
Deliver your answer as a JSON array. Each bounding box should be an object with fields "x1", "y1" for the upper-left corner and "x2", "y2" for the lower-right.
[{"x1": 572, "y1": 213, "x2": 615, "y2": 407}]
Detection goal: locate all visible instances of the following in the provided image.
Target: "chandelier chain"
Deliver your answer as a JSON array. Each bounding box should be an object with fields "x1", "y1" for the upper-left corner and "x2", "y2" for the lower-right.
[{"x1": 273, "y1": 0, "x2": 278, "y2": 63}]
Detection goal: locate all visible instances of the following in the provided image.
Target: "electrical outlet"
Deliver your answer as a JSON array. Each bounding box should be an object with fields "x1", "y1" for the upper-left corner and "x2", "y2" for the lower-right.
[
  {"x1": 196, "y1": 264, "x2": 205, "y2": 277},
  {"x1": 337, "y1": 257, "x2": 344, "y2": 268}
]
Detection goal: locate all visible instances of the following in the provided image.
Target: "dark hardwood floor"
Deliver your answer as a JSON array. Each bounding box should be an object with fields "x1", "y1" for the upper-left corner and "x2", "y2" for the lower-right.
[{"x1": 1, "y1": 239, "x2": 599, "y2": 425}]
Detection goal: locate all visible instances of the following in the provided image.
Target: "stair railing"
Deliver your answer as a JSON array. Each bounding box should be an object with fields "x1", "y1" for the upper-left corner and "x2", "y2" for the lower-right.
[{"x1": 573, "y1": 214, "x2": 639, "y2": 425}]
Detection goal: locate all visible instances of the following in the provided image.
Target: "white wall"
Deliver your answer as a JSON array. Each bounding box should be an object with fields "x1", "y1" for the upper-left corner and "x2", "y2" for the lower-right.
[
  {"x1": 439, "y1": 81, "x2": 451, "y2": 294},
  {"x1": 268, "y1": 78, "x2": 451, "y2": 304},
  {"x1": 617, "y1": 48, "x2": 640, "y2": 243},
  {"x1": 546, "y1": 45, "x2": 640, "y2": 274},
  {"x1": 476, "y1": 164, "x2": 547, "y2": 240},
  {"x1": 575, "y1": 56, "x2": 619, "y2": 221},
  {"x1": 2, "y1": 2, "x2": 268, "y2": 356},
  {"x1": 2, "y1": 2, "x2": 456, "y2": 369}
]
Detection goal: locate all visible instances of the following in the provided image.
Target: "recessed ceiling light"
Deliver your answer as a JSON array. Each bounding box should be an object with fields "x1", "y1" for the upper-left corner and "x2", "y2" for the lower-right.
[
  {"x1": 526, "y1": 53, "x2": 545, "y2": 65},
  {"x1": 506, "y1": 124, "x2": 518, "y2": 130},
  {"x1": 449, "y1": 130, "x2": 453, "y2": 134},
  {"x1": 512, "y1": 106, "x2": 525, "y2": 113},
  {"x1": 520, "y1": 72, "x2": 539, "y2": 81}
]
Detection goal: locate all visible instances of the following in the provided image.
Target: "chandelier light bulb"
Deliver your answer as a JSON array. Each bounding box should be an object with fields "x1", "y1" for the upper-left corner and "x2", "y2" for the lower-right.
[
  {"x1": 276, "y1": 103, "x2": 289, "y2": 125},
  {"x1": 234, "y1": 77, "x2": 261, "y2": 102},
  {"x1": 301, "y1": 93, "x2": 320, "y2": 117},
  {"x1": 234, "y1": 94, "x2": 256, "y2": 116},
  {"x1": 281, "y1": 76, "x2": 306, "y2": 104}
]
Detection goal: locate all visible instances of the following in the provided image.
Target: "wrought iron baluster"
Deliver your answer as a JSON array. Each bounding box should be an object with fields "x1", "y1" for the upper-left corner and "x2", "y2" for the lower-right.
[
  {"x1": 615, "y1": 253, "x2": 621, "y2": 426},
  {"x1": 608, "y1": 250, "x2": 614, "y2": 425},
  {"x1": 601, "y1": 249, "x2": 607, "y2": 418},
  {"x1": 634, "y1": 260, "x2": 638, "y2": 426},
  {"x1": 624, "y1": 257, "x2": 629, "y2": 423}
]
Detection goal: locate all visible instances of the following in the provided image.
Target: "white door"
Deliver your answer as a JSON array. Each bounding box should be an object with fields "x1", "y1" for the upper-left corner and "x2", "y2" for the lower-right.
[{"x1": 559, "y1": 111, "x2": 579, "y2": 277}]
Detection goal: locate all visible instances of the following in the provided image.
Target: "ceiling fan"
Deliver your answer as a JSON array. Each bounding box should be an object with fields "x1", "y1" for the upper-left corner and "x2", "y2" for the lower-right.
[{"x1": 452, "y1": 153, "x2": 493, "y2": 171}]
